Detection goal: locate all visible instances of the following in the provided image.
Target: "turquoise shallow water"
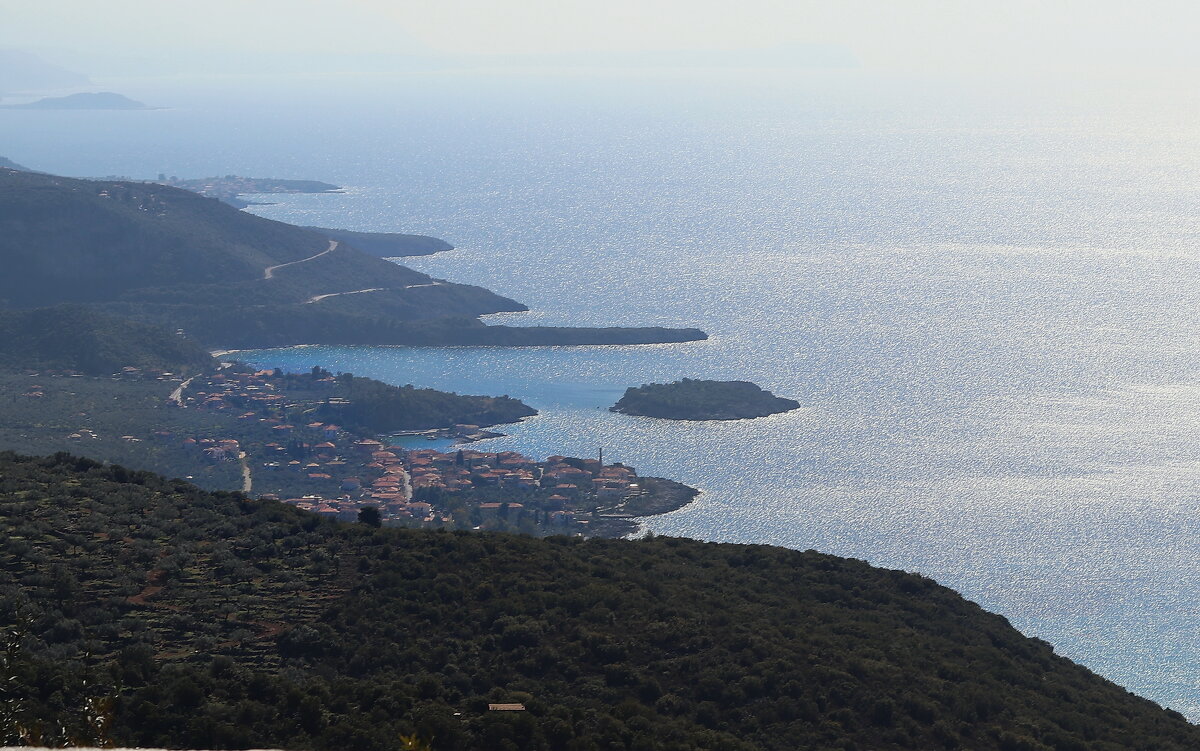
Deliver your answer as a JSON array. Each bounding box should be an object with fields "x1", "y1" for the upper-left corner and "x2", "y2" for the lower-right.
[{"x1": 5, "y1": 72, "x2": 1200, "y2": 714}]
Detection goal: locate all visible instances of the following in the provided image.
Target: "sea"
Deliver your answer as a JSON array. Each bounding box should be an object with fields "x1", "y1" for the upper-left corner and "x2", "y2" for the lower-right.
[{"x1": 4, "y1": 69, "x2": 1200, "y2": 715}]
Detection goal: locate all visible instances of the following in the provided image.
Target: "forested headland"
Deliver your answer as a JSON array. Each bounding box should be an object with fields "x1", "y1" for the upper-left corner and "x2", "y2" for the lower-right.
[{"x1": 0, "y1": 453, "x2": 1196, "y2": 751}]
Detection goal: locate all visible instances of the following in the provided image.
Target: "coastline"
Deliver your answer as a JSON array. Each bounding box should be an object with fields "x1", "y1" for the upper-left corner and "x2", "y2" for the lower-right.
[
  {"x1": 209, "y1": 329, "x2": 709, "y2": 359},
  {"x1": 213, "y1": 344, "x2": 710, "y2": 536},
  {"x1": 173, "y1": 174, "x2": 713, "y2": 535},
  {"x1": 388, "y1": 425, "x2": 510, "y2": 446},
  {"x1": 158, "y1": 175, "x2": 344, "y2": 209},
  {"x1": 588, "y1": 477, "x2": 702, "y2": 538}
]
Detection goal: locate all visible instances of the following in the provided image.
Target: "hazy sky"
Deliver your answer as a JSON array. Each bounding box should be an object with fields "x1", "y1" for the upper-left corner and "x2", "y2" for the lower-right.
[{"x1": 2, "y1": 0, "x2": 1199, "y2": 78}]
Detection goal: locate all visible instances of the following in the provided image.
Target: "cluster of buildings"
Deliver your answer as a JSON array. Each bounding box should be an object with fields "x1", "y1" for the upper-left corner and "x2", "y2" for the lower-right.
[
  {"x1": 398, "y1": 449, "x2": 649, "y2": 525},
  {"x1": 20, "y1": 365, "x2": 657, "y2": 536},
  {"x1": 180, "y1": 436, "x2": 241, "y2": 463},
  {"x1": 178, "y1": 369, "x2": 349, "y2": 470},
  {"x1": 163, "y1": 368, "x2": 650, "y2": 533},
  {"x1": 168, "y1": 370, "x2": 362, "y2": 492},
  {"x1": 280, "y1": 496, "x2": 372, "y2": 522},
  {"x1": 274, "y1": 446, "x2": 651, "y2": 532},
  {"x1": 176, "y1": 369, "x2": 298, "y2": 412},
  {"x1": 280, "y1": 439, "x2": 443, "y2": 524},
  {"x1": 407, "y1": 449, "x2": 644, "y2": 499}
]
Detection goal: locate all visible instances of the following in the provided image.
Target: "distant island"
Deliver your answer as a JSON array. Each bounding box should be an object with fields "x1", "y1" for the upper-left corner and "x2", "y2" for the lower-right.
[
  {"x1": 1, "y1": 91, "x2": 153, "y2": 110},
  {"x1": 612, "y1": 378, "x2": 801, "y2": 420}
]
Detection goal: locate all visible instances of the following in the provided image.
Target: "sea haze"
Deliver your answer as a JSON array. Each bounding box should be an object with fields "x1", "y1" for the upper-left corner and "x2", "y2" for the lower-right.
[{"x1": 5, "y1": 71, "x2": 1200, "y2": 715}]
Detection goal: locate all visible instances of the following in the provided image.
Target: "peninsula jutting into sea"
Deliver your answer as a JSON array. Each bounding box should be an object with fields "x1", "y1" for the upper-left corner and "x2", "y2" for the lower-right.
[
  {"x1": 0, "y1": 159, "x2": 708, "y2": 538},
  {"x1": 0, "y1": 165, "x2": 707, "y2": 350},
  {"x1": 2, "y1": 7, "x2": 1199, "y2": 745}
]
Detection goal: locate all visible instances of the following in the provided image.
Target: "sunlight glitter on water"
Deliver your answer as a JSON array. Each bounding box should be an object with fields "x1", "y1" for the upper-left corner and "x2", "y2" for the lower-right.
[{"x1": 22, "y1": 73, "x2": 1196, "y2": 715}]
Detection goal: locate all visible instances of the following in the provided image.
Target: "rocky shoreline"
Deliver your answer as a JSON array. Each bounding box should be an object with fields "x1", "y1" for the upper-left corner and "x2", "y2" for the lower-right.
[
  {"x1": 589, "y1": 476, "x2": 701, "y2": 537},
  {"x1": 388, "y1": 425, "x2": 509, "y2": 445}
]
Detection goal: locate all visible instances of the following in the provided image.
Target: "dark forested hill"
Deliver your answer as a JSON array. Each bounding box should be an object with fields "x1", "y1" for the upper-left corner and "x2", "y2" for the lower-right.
[
  {"x1": 0, "y1": 453, "x2": 1195, "y2": 751},
  {"x1": 0, "y1": 306, "x2": 213, "y2": 374}
]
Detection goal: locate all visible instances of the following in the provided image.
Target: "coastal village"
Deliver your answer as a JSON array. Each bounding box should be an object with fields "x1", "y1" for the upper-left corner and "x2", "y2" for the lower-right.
[
  {"x1": 167, "y1": 366, "x2": 675, "y2": 536},
  {"x1": 12, "y1": 363, "x2": 689, "y2": 537}
]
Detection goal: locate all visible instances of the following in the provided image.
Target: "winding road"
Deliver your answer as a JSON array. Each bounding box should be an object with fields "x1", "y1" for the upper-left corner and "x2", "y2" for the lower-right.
[
  {"x1": 265, "y1": 240, "x2": 446, "y2": 304},
  {"x1": 303, "y1": 281, "x2": 445, "y2": 304},
  {"x1": 401, "y1": 467, "x2": 413, "y2": 501},
  {"x1": 263, "y1": 239, "x2": 338, "y2": 279},
  {"x1": 238, "y1": 451, "x2": 252, "y2": 493},
  {"x1": 305, "y1": 287, "x2": 385, "y2": 304},
  {"x1": 168, "y1": 376, "x2": 195, "y2": 406}
]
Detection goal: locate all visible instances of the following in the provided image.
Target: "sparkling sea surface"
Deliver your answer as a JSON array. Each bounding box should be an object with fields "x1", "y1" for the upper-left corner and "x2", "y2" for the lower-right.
[{"x1": 4, "y1": 72, "x2": 1200, "y2": 715}]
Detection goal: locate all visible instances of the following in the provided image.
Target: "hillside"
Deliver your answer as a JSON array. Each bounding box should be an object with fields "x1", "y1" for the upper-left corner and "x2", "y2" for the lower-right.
[
  {"x1": 0, "y1": 363, "x2": 537, "y2": 503},
  {"x1": 0, "y1": 156, "x2": 31, "y2": 172},
  {"x1": 0, "y1": 169, "x2": 706, "y2": 348},
  {"x1": 304, "y1": 226, "x2": 454, "y2": 257},
  {"x1": 0, "y1": 453, "x2": 1196, "y2": 750},
  {"x1": 0, "y1": 306, "x2": 213, "y2": 375},
  {"x1": 299, "y1": 368, "x2": 536, "y2": 433},
  {"x1": 0, "y1": 168, "x2": 433, "y2": 306}
]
